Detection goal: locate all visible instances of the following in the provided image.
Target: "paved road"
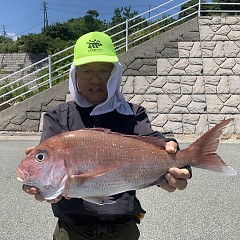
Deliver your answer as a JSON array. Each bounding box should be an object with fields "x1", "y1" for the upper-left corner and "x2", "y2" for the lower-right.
[{"x1": 1, "y1": 138, "x2": 239, "y2": 240}]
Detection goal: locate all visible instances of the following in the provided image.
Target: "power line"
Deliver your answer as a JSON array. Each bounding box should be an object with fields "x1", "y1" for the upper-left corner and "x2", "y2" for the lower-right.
[
  {"x1": 49, "y1": 7, "x2": 87, "y2": 15},
  {"x1": 46, "y1": 2, "x2": 153, "y2": 21},
  {"x1": 3, "y1": 8, "x2": 40, "y2": 28},
  {"x1": 13, "y1": 18, "x2": 43, "y2": 35},
  {"x1": 17, "y1": 22, "x2": 44, "y2": 36},
  {"x1": 2, "y1": 7, "x2": 42, "y2": 36}
]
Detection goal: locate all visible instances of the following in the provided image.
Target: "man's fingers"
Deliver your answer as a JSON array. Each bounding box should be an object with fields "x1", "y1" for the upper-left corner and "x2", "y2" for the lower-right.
[
  {"x1": 22, "y1": 184, "x2": 63, "y2": 203},
  {"x1": 158, "y1": 167, "x2": 191, "y2": 192},
  {"x1": 63, "y1": 196, "x2": 72, "y2": 200},
  {"x1": 25, "y1": 146, "x2": 35, "y2": 155},
  {"x1": 22, "y1": 185, "x2": 39, "y2": 195},
  {"x1": 168, "y1": 167, "x2": 191, "y2": 180},
  {"x1": 165, "y1": 173, "x2": 188, "y2": 190},
  {"x1": 22, "y1": 185, "x2": 45, "y2": 202},
  {"x1": 35, "y1": 193, "x2": 45, "y2": 202},
  {"x1": 158, "y1": 181, "x2": 176, "y2": 192},
  {"x1": 46, "y1": 195, "x2": 62, "y2": 203},
  {"x1": 165, "y1": 141, "x2": 178, "y2": 154}
]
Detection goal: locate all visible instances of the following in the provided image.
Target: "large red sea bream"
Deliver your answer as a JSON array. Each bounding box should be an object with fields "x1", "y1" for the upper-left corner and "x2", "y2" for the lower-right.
[{"x1": 17, "y1": 118, "x2": 237, "y2": 204}]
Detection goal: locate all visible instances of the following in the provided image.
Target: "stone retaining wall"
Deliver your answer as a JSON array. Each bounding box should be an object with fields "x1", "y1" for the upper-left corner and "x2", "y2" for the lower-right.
[
  {"x1": 0, "y1": 81, "x2": 68, "y2": 132},
  {"x1": 0, "y1": 16, "x2": 239, "y2": 135},
  {"x1": 121, "y1": 16, "x2": 240, "y2": 135},
  {"x1": 0, "y1": 53, "x2": 46, "y2": 81}
]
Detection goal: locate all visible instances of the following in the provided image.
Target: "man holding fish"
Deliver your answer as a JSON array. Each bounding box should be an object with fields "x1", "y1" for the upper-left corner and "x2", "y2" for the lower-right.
[{"x1": 20, "y1": 31, "x2": 195, "y2": 239}]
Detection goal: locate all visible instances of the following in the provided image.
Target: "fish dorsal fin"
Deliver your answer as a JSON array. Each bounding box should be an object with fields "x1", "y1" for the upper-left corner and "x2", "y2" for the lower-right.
[
  {"x1": 81, "y1": 128, "x2": 167, "y2": 149},
  {"x1": 122, "y1": 134, "x2": 167, "y2": 149}
]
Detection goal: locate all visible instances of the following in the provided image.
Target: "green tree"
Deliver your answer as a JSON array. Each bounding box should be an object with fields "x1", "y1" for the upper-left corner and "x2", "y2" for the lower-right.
[
  {"x1": 108, "y1": 6, "x2": 149, "y2": 51},
  {"x1": 66, "y1": 17, "x2": 89, "y2": 39},
  {"x1": 212, "y1": 0, "x2": 240, "y2": 14},
  {"x1": 180, "y1": 0, "x2": 240, "y2": 17},
  {"x1": 86, "y1": 10, "x2": 99, "y2": 18},
  {"x1": 43, "y1": 22, "x2": 75, "y2": 41},
  {"x1": 179, "y1": 0, "x2": 204, "y2": 19},
  {"x1": 111, "y1": 6, "x2": 139, "y2": 26},
  {"x1": 16, "y1": 33, "x2": 51, "y2": 53},
  {"x1": 0, "y1": 36, "x2": 18, "y2": 53},
  {"x1": 84, "y1": 10, "x2": 105, "y2": 32},
  {"x1": 110, "y1": 6, "x2": 142, "y2": 35},
  {"x1": 0, "y1": 35, "x2": 13, "y2": 44}
]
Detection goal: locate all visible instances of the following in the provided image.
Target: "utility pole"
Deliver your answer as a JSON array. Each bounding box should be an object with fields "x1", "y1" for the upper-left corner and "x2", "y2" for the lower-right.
[
  {"x1": 42, "y1": 1, "x2": 49, "y2": 31},
  {"x1": 1, "y1": 25, "x2": 6, "y2": 37}
]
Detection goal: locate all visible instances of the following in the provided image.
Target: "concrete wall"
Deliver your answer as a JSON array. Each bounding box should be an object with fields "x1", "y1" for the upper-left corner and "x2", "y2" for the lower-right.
[
  {"x1": 0, "y1": 16, "x2": 239, "y2": 135},
  {"x1": 0, "y1": 53, "x2": 46, "y2": 81},
  {"x1": 120, "y1": 16, "x2": 240, "y2": 135}
]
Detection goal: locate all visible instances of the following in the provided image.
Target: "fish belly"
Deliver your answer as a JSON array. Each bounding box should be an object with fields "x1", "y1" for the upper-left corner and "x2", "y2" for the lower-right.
[{"x1": 64, "y1": 159, "x2": 171, "y2": 198}]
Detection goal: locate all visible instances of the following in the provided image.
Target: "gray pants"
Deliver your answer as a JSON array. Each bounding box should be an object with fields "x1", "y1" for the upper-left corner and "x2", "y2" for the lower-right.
[{"x1": 53, "y1": 220, "x2": 140, "y2": 240}]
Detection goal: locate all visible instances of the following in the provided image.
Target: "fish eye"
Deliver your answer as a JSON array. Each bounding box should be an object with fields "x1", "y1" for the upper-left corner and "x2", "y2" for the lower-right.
[{"x1": 35, "y1": 150, "x2": 47, "y2": 162}]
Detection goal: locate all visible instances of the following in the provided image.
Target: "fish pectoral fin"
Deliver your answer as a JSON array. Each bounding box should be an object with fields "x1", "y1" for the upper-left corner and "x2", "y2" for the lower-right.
[
  {"x1": 82, "y1": 127, "x2": 111, "y2": 133},
  {"x1": 70, "y1": 164, "x2": 121, "y2": 184},
  {"x1": 82, "y1": 196, "x2": 116, "y2": 205}
]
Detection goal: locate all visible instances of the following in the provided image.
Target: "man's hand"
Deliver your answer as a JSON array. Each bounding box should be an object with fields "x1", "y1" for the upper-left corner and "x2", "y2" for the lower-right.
[
  {"x1": 22, "y1": 184, "x2": 63, "y2": 203},
  {"x1": 25, "y1": 146, "x2": 35, "y2": 155},
  {"x1": 165, "y1": 140, "x2": 178, "y2": 154},
  {"x1": 159, "y1": 168, "x2": 190, "y2": 192},
  {"x1": 159, "y1": 141, "x2": 191, "y2": 192}
]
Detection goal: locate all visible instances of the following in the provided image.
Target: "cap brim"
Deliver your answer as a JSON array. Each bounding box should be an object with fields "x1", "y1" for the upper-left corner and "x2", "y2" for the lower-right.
[{"x1": 73, "y1": 55, "x2": 119, "y2": 66}]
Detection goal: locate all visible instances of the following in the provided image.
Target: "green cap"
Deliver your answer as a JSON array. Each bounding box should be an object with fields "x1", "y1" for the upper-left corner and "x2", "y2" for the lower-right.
[{"x1": 73, "y1": 32, "x2": 119, "y2": 66}]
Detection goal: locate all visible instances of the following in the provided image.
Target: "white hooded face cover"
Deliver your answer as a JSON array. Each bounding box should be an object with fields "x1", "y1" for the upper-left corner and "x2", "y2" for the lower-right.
[{"x1": 69, "y1": 62, "x2": 133, "y2": 116}]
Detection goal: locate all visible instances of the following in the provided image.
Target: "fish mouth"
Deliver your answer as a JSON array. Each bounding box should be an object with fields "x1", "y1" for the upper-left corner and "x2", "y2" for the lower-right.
[{"x1": 16, "y1": 168, "x2": 30, "y2": 182}]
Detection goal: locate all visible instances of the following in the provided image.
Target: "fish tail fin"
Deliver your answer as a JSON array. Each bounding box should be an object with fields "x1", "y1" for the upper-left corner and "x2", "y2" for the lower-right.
[{"x1": 187, "y1": 118, "x2": 237, "y2": 175}]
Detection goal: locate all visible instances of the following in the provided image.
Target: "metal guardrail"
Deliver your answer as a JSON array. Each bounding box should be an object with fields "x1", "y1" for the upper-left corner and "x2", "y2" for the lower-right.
[{"x1": 0, "y1": 0, "x2": 239, "y2": 108}]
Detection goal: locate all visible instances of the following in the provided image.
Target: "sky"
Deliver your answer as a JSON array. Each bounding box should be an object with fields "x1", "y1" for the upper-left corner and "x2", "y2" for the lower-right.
[{"x1": 0, "y1": 0, "x2": 176, "y2": 40}]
